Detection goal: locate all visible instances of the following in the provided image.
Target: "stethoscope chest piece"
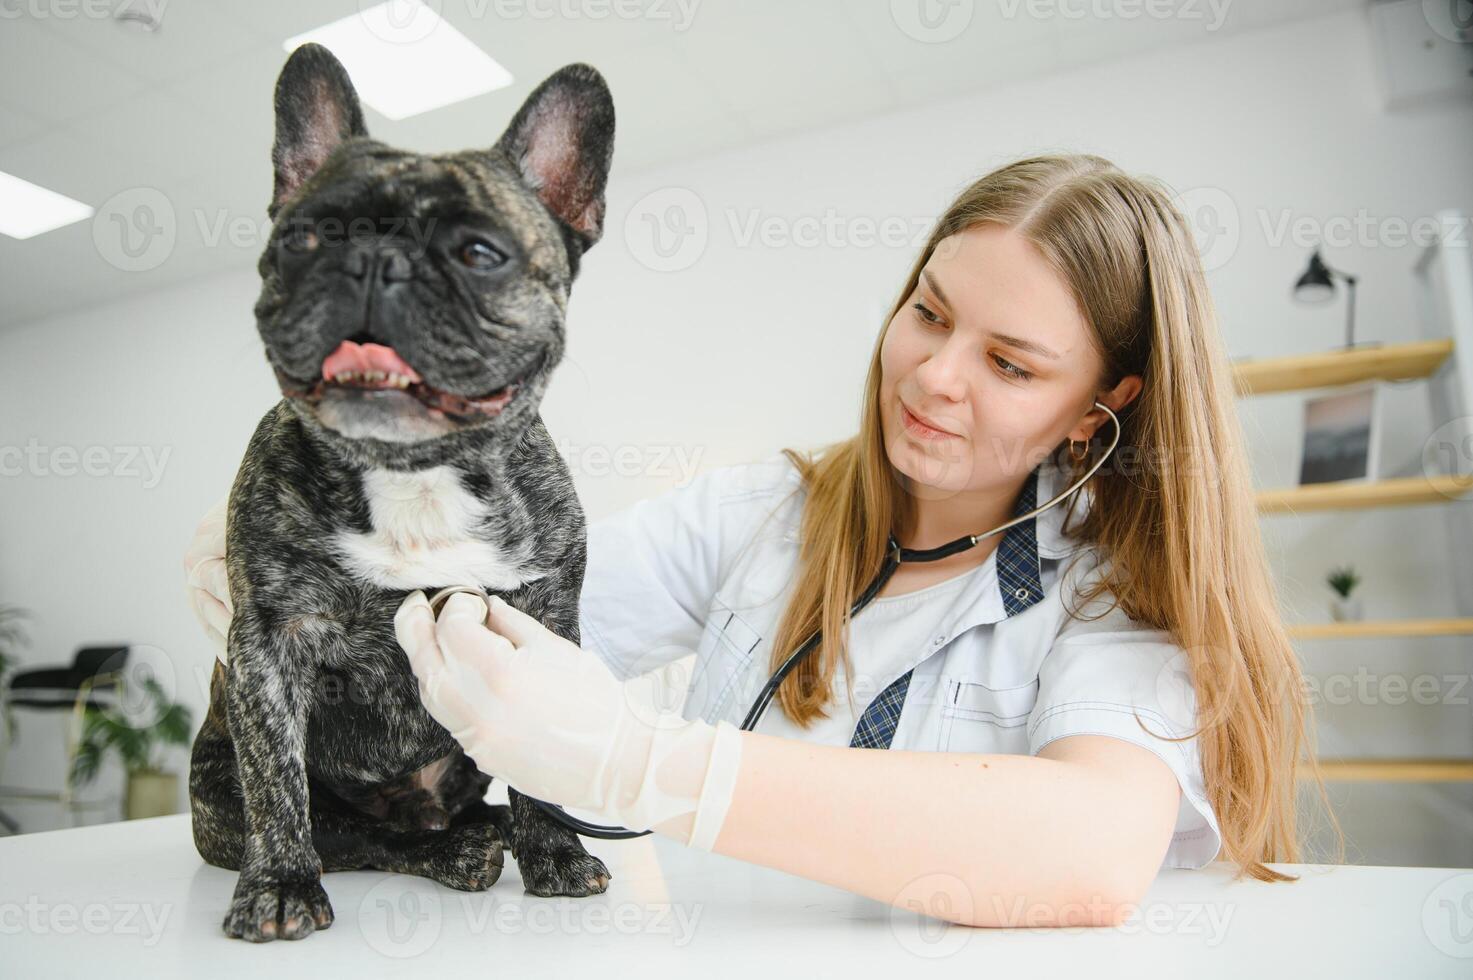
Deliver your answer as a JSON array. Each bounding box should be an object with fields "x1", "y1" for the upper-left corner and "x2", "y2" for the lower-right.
[{"x1": 427, "y1": 584, "x2": 494, "y2": 626}]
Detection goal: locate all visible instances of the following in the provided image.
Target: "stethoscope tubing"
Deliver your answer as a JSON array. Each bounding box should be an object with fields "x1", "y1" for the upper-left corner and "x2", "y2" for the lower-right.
[{"x1": 429, "y1": 401, "x2": 1122, "y2": 840}]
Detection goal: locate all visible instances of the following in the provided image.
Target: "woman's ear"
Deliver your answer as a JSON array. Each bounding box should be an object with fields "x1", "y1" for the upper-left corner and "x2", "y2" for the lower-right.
[{"x1": 1070, "y1": 374, "x2": 1142, "y2": 442}]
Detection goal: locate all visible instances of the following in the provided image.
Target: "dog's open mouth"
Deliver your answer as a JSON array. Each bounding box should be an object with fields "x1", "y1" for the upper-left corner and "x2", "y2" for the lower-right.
[{"x1": 274, "y1": 340, "x2": 539, "y2": 420}]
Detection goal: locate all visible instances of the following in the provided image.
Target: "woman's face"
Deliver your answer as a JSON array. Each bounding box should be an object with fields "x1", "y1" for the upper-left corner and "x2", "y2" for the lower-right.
[{"x1": 879, "y1": 222, "x2": 1125, "y2": 497}]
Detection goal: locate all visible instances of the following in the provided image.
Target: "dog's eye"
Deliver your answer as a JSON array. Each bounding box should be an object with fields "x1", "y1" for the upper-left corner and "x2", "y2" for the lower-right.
[
  {"x1": 281, "y1": 223, "x2": 319, "y2": 253},
  {"x1": 458, "y1": 238, "x2": 506, "y2": 271}
]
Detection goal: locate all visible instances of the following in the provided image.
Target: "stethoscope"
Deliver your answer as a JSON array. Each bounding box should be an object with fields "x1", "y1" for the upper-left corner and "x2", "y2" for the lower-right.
[{"x1": 428, "y1": 401, "x2": 1121, "y2": 840}]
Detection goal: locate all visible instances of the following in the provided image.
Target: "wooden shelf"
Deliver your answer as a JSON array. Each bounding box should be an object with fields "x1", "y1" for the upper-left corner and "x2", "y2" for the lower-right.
[
  {"x1": 1257, "y1": 474, "x2": 1473, "y2": 513},
  {"x1": 1288, "y1": 618, "x2": 1473, "y2": 640},
  {"x1": 1233, "y1": 338, "x2": 1454, "y2": 396},
  {"x1": 1300, "y1": 759, "x2": 1473, "y2": 782}
]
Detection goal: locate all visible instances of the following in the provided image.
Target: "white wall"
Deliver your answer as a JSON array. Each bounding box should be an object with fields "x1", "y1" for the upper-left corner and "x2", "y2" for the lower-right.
[{"x1": 2, "y1": 8, "x2": 1470, "y2": 864}]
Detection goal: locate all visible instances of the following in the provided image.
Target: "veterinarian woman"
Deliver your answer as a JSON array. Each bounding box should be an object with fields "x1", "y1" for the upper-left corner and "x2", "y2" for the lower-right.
[{"x1": 186, "y1": 154, "x2": 1338, "y2": 928}]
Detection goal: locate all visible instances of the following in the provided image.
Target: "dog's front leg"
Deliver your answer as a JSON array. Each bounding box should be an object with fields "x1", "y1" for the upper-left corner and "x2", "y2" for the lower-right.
[{"x1": 220, "y1": 615, "x2": 333, "y2": 942}]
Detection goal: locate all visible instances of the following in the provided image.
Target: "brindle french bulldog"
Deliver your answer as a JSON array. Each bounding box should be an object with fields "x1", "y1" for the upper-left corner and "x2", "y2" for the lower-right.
[{"x1": 188, "y1": 42, "x2": 615, "y2": 942}]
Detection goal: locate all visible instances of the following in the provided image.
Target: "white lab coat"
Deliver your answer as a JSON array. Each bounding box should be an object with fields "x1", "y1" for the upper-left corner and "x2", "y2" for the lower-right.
[{"x1": 578, "y1": 452, "x2": 1223, "y2": 870}]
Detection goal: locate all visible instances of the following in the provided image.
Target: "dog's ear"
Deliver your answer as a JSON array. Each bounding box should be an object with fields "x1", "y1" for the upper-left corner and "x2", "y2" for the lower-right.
[
  {"x1": 269, "y1": 43, "x2": 369, "y2": 220},
  {"x1": 494, "y1": 63, "x2": 615, "y2": 255}
]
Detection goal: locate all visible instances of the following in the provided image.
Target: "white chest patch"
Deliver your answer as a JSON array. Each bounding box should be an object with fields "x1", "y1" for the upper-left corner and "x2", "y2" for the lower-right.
[{"x1": 333, "y1": 466, "x2": 543, "y2": 591}]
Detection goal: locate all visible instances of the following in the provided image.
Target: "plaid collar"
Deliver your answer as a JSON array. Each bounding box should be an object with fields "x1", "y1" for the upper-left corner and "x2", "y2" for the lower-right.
[
  {"x1": 948, "y1": 456, "x2": 1092, "y2": 637},
  {"x1": 845, "y1": 457, "x2": 1088, "y2": 750},
  {"x1": 781, "y1": 456, "x2": 1089, "y2": 632},
  {"x1": 997, "y1": 455, "x2": 1094, "y2": 617},
  {"x1": 997, "y1": 465, "x2": 1046, "y2": 616}
]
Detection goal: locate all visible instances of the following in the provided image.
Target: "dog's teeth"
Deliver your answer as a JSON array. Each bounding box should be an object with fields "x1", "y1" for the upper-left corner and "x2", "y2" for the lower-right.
[{"x1": 328, "y1": 368, "x2": 413, "y2": 387}]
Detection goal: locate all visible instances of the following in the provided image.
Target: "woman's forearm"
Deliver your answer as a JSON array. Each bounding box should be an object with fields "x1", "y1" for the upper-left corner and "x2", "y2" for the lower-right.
[{"x1": 652, "y1": 728, "x2": 1176, "y2": 928}]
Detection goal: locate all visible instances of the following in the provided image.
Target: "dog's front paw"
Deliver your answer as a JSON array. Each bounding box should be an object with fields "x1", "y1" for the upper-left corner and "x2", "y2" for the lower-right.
[
  {"x1": 222, "y1": 875, "x2": 333, "y2": 942},
  {"x1": 421, "y1": 823, "x2": 505, "y2": 892},
  {"x1": 518, "y1": 846, "x2": 611, "y2": 897}
]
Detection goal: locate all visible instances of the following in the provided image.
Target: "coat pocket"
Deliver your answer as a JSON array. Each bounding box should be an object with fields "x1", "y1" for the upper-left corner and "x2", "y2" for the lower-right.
[
  {"x1": 939, "y1": 678, "x2": 1037, "y2": 753},
  {"x1": 689, "y1": 598, "x2": 766, "y2": 723}
]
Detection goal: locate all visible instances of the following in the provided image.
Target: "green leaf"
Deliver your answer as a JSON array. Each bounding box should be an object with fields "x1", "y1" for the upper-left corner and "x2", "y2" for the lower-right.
[{"x1": 68, "y1": 666, "x2": 202, "y2": 778}]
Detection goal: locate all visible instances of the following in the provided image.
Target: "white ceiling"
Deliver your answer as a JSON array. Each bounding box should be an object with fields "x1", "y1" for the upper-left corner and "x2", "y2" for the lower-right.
[{"x1": 0, "y1": 0, "x2": 1365, "y2": 329}]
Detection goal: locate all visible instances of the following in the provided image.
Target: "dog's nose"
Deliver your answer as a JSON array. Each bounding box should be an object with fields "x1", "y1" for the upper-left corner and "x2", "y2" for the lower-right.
[{"x1": 344, "y1": 248, "x2": 413, "y2": 286}]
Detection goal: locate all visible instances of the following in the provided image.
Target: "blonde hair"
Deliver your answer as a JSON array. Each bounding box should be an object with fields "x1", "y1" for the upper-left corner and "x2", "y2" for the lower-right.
[{"x1": 767, "y1": 154, "x2": 1342, "y2": 881}]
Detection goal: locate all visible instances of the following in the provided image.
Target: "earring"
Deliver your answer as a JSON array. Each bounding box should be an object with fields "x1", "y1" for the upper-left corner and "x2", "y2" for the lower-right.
[{"x1": 1069, "y1": 438, "x2": 1089, "y2": 462}]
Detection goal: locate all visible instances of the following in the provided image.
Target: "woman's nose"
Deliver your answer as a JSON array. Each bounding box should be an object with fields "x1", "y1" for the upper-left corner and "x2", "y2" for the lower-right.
[{"x1": 914, "y1": 337, "x2": 970, "y2": 402}]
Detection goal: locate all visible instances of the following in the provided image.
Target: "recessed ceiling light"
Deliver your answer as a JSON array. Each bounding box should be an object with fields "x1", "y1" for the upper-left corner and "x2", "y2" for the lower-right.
[
  {"x1": 0, "y1": 171, "x2": 94, "y2": 240},
  {"x1": 283, "y1": 0, "x2": 513, "y2": 121}
]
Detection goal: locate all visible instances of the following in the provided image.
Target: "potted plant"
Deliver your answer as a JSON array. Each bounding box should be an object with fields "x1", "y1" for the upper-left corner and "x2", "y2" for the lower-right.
[
  {"x1": 69, "y1": 676, "x2": 193, "y2": 820},
  {"x1": 0, "y1": 604, "x2": 29, "y2": 743},
  {"x1": 1327, "y1": 565, "x2": 1364, "y2": 622}
]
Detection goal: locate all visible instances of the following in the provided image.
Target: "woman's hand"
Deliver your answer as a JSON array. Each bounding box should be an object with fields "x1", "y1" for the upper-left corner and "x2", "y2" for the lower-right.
[
  {"x1": 393, "y1": 590, "x2": 743, "y2": 846},
  {"x1": 393, "y1": 590, "x2": 623, "y2": 803},
  {"x1": 183, "y1": 495, "x2": 232, "y2": 661}
]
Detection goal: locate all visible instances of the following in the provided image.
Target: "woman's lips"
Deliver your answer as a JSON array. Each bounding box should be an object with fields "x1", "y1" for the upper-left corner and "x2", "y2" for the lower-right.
[{"x1": 901, "y1": 403, "x2": 960, "y2": 440}]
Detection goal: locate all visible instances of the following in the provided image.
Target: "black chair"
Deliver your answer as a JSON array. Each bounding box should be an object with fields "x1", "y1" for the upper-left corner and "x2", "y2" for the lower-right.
[{"x1": 0, "y1": 646, "x2": 130, "y2": 834}]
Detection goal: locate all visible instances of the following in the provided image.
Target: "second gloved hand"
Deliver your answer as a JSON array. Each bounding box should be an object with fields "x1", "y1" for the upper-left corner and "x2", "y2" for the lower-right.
[
  {"x1": 393, "y1": 590, "x2": 742, "y2": 850},
  {"x1": 183, "y1": 494, "x2": 232, "y2": 661}
]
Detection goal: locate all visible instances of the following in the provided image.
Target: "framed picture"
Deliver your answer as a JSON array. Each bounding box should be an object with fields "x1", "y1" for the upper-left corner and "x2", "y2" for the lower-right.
[{"x1": 1296, "y1": 383, "x2": 1382, "y2": 485}]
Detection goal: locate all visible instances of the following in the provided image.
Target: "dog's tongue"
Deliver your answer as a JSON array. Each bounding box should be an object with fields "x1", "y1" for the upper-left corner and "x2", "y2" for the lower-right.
[{"x1": 322, "y1": 341, "x2": 423, "y2": 385}]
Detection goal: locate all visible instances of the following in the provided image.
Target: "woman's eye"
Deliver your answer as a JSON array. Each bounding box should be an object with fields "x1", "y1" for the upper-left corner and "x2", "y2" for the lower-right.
[
  {"x1": 911, "y1": 301, "x2": 941, "y2": 324},
  {"x1": 910, "y1": 298, "x2": 1032, "y2": 381},
  {"x1": 992, "y1": 354, "x2": 1033, "y2": 381},
  {"x1": 459, "y1": 238, "x2": 506, "y2": 270}
]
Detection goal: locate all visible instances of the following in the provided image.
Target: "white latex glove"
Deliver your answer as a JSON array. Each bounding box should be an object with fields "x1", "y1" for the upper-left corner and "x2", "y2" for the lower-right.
[
  {"x1": 394, "y1": 589, "x2": 743, "y2": 851},
  {"x1": 184, "y1": 494, "x2": 232, "y2": 663}
]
